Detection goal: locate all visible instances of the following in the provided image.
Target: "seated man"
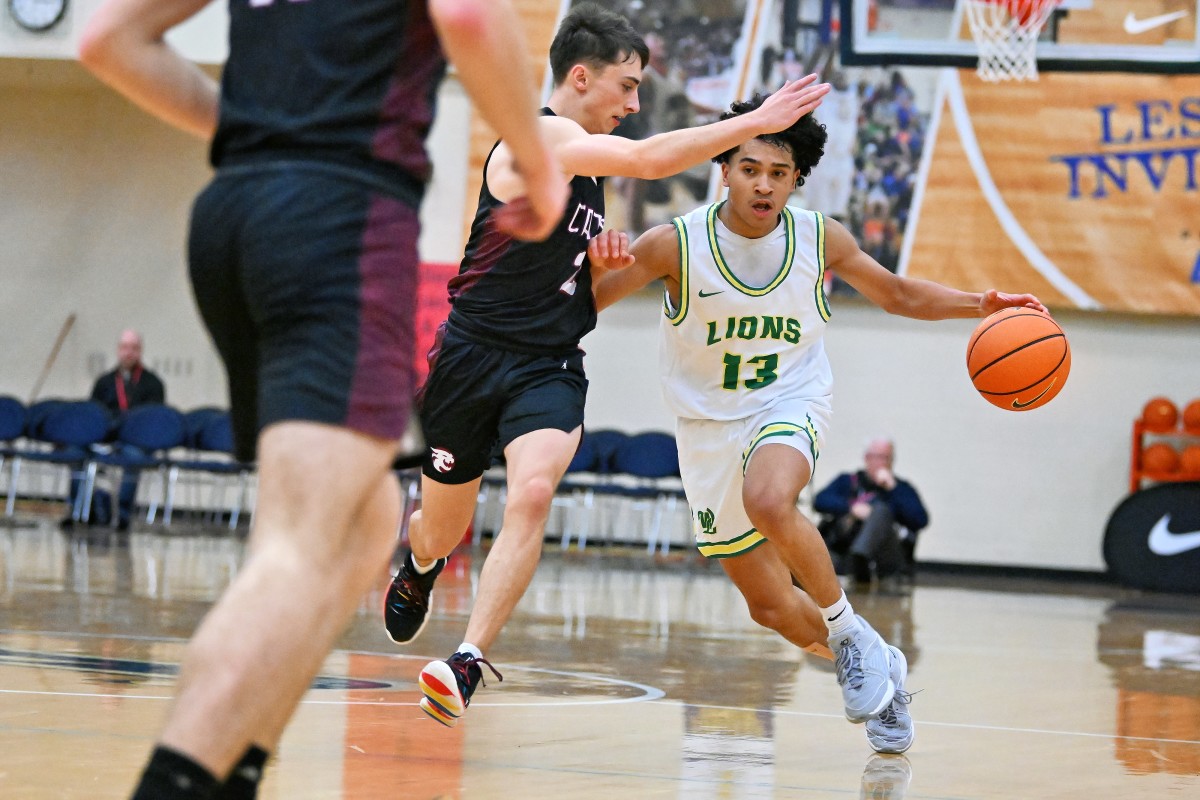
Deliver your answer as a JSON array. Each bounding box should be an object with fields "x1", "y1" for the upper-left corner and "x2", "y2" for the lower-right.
[
  {"x1": 63, "y1": 329, "x2": 165, "y2": 531},
  {"x1": 814, "y1": 437, "x2": 928, "y2": 584}
]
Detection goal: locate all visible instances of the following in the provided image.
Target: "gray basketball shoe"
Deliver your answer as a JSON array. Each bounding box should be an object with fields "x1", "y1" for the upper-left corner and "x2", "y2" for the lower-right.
[
  {"x1": 865, "y1": 645, "x2": 914, "y2": 754},
  {"x1": 829, "y1": 614, "x2": 895, "y2": 723}
]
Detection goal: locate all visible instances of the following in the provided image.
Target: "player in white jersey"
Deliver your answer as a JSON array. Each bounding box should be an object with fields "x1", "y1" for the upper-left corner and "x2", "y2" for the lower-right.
[{"x1": 591, "y1": 94, "x2": 1047, "y2": 754}]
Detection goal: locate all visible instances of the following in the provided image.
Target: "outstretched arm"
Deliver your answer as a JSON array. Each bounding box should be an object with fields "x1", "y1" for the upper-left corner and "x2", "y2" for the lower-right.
[
  {"x1": 78, "y1": 0, "x2": 219, "y2": 139},
  {"x1": 825, "y1": 217, "x2": 1047, "y2": 320},
  {"x1": 556, "y1": 77, "x2": 831, "y2": 180}
]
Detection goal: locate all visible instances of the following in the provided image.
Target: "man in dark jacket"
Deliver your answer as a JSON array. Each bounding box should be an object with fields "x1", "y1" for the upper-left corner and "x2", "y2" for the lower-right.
[
  {"x1": 63, "y1": 329, "x2": 166, "y2": 531},
  {"x1": 814, "y1": 437, "x2": 928, "y2": 583}
]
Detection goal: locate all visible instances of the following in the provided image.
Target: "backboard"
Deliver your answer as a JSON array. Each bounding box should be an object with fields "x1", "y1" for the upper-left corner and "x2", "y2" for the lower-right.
[{"x1": 838, "y1": 0, "x2": 1200, "y2": 72}]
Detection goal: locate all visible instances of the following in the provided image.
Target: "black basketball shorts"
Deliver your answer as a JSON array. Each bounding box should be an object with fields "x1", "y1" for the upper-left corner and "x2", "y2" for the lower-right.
[
  {"x1": 188, "y1": 163, "x2": 419, "y2": 462},
  {"x1": 418, "y1": 326, "x2": 588, "y2": 484}
]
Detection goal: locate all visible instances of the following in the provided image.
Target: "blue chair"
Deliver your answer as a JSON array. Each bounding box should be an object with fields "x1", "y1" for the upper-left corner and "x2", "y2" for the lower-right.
[
  {"x1": 0, "y1": 396, "x2": 28, "y2": 516},
  {"x1": 166, "y1": 411, "x2": 254, "y2": 529},
  {"x1": 607, "y1": 431, "x2": 687, "y2": 554},
  {"x1": 13, "y1": 401, "x2": 111, "y2": 522},
  {"x1": 83, "y1": 404, "x2": 186, "y2": 527}
]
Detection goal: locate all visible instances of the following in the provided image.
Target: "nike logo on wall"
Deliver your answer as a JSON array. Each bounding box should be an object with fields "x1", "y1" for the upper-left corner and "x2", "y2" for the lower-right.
[
  {"x1": 1147, "y1": 514, "x2": 1200, "y2": 556},
  {"x1": 698, "y1": 289, "x2": 724, "y2": 298},
  {"x1": 1124, "y1": 10, "x2": 1189, "y2": 36}
]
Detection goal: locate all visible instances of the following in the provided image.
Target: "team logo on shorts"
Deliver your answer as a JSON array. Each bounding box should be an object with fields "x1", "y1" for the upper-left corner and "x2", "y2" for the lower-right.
[
  {"x1": 695, "y1": 507, "x2": 717, "y2": 537},
  {"x1": 431, "y1": 447, "x2": 455, "y2": 473}
]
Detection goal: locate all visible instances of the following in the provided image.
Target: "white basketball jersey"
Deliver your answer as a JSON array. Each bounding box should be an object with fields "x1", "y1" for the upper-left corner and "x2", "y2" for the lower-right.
[{"x1": 659, "y1": 202, "x2": 833, "y2": 421}]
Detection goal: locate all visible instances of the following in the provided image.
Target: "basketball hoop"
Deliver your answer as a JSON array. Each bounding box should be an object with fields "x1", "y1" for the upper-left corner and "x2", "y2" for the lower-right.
[{"x1": 963, "y1": 0, "x2": 1059, "y2": 82}]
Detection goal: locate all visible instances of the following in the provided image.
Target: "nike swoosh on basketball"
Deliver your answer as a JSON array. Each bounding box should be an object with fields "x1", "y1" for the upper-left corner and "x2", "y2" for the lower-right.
[
  {"x1": 1147, "y1": 514, "x2": 1200, "y2": 556},
  {"x1": 698, "y1": 289, "x2": 724, "y2": 298},
  {"x1": 1011, "y1": 380, "x2": 1054, "y2": 409},
  {"x1": 1124, "y1": 10, "x2": 1189, "y2": 36}
]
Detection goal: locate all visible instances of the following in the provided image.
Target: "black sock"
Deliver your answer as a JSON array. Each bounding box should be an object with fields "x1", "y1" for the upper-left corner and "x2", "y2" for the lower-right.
[
  {"x1": 131, "y1": 746, "x2": 219, "y2": 800},
  {"x1": 214, "y1": 745, "x2": 269, "y2": 800}
]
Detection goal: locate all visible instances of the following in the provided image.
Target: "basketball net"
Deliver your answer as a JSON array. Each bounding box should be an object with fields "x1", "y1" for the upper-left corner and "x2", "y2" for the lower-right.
[{"x1": 963, "y1": 0, "x2": 1058, "y2": 82}]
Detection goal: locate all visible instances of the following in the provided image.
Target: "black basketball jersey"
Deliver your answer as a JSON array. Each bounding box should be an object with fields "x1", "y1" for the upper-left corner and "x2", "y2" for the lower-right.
[
  {"x1": 446, "y1": 110, "x2": 606, "y2": 355},
  {"x1": 212, "y1": 0, "x2": 445, "y2": 204}
]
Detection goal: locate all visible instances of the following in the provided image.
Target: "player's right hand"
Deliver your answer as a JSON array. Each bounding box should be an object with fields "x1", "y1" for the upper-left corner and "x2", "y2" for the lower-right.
[
  {"x1": 755, "y1": 75, "x2": 831, "y2": 133},
  {"x1": 494, "y1": 151, "x2": 569, "y2": 241}
]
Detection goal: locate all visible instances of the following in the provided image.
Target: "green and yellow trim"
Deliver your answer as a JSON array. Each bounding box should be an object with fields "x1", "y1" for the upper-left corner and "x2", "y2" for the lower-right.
[
  {"x1": 706, "y1": 202, "x2": 795, "y2": 297},
  {"x1": 741, "y1": 418, "x2": 820, "y2": 473},
  {"x1": 665, "y1": 215, "x2": 690, "y2": 326},
  {"x1": 814, "y1": 212, "x2": 831, "y2": 322},
  {"x1": 697, "y1": 528, "x2": 766, "y2": 559}
]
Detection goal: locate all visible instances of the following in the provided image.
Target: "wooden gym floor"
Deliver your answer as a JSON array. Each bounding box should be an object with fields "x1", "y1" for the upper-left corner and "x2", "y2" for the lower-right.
[{"x1": 2, "y1": 514, "x2": 1199, "y2": 799}]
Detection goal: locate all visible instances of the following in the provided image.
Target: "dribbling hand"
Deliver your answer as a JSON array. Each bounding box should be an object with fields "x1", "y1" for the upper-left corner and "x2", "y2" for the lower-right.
[
  {"x1": 980, "y1": 289, "x2": 1048, "y2": 316},
  {"x1": 494, "y1": 152, "x2": 569, "y2": 242}
]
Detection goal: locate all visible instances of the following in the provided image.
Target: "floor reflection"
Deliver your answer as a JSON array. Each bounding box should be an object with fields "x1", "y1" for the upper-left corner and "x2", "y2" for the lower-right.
[{"x1": 3, "y1": 516, "x2": 1200, "y2": 798}]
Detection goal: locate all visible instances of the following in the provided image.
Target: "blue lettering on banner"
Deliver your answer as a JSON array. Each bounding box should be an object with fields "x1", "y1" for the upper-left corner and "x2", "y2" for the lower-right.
[
  {"x1": 1053, "y1": 99, "x2": 1200, "y2": 199},
  {"x1": 1193, "y1": 251, "x2": 1200, "y2": 284}
]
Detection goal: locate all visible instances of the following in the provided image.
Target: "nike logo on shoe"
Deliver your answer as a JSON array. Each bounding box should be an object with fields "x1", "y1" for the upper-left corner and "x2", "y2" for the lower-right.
[
  {"x1": 1124, "y1": 10, "x2": 1189, "y2": 36},
  {"x1": 1147, "y1": 513, "x2": 1200, "y2": 556}
]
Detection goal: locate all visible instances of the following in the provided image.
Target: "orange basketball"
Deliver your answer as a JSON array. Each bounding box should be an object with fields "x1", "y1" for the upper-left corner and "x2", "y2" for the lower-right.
[
  {"x1": 1180, "y1": 445, "x2": 1200, "y2": 475},
  {"x1": 967, "y1": 307, "x2": 1070, "y2": 411},
  {"x1": 1182, "y1": 398, "x2": 1200, "y2": 435},
  {"x1": 1141, "y1": 396, "x2": 1179, "y2": 433},
  {"x1": 1142, "y1": 442, "x2": 1180, "y2": 474}
]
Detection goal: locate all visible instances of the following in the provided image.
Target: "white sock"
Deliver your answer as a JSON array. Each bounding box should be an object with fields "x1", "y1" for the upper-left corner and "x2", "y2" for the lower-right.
[
  {"x1": 457, "y1": 642, "x2": 483, "y2": 660},
  {"x1": 820, "y1": 591, "x2": 858, "y2": 638},
  {"x1": 410, "y1": 554, "x2": 439, "y2": 574}
]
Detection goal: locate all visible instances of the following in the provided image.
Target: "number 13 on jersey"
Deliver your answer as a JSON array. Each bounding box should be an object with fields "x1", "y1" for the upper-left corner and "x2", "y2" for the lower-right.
[{"x1": 722, "y1": 352, "x2": 779, "y2": 390}]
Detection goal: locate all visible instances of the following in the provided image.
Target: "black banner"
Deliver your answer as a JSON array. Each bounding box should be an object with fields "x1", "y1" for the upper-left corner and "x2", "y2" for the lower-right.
[{"x1": 1104, "y1": 483, "x2": 1200, "y2": 593}]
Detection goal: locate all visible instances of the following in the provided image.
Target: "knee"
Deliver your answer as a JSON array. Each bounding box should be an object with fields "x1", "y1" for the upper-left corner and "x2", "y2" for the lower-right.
[
  {"x1": 743, "y1": 485, "x2": 796, "y2": 532},
  {"x1": 505, "y1": 475, "x2": 557, "y2": 519},
  {"x1": 744, "y1": 597, "x2": 789, "y2": 634}
]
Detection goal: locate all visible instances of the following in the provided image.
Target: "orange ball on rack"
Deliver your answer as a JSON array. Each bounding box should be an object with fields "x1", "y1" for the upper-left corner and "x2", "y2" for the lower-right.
[
  {"x1": 1182, "y1": 398, "x2": 1200, "y2": 435},
  {"x1": 1141, "y1": 397, "x2": 1179, "y2": 433},
  {"x1": 1142, "y1": 442, "x2": 1181, "y2": 474},
  {"x1": 1181, "y1": 445, "x2": 1200, "y2": 475}
]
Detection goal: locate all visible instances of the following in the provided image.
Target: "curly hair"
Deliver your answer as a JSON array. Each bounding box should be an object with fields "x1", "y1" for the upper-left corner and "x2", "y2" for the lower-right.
[
  {"x1": 550, "y1": 3, "x2": 649, "y2": 86},
  {"x1": 712, "y1": 93, "x2": 827, "y2": 187}
]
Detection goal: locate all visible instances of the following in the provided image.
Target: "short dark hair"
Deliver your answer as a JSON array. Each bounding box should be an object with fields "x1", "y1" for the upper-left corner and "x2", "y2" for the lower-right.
[
  {"x1": 712, "y1": 93, "x2": 827, "y2": 187},
  {"x1": 549, "y1": 3, "x2": 649, "y2": 86}
]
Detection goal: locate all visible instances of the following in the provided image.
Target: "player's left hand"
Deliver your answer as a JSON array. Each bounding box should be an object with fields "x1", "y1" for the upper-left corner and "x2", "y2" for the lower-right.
[
  {"x1": 981, "y1": 289, "x2": 1048, "y2": 316},
  {"x1": 587, "y1": 229, "x2": 635, "y2": 272}
]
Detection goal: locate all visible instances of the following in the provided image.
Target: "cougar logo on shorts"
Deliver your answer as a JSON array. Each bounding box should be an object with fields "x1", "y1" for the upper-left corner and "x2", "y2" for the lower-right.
[
  {"x1": 696, "y1": 507, "x2": 717, "y2": 537},
  {"x1": 430, "y1": 448, "x2": 456, "y2": 473}
]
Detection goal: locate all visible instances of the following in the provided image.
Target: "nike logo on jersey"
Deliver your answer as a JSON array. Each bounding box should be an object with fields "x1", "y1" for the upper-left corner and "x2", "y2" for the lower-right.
[
  {"x1": 698, "y1": 289, "x2": 724, "y2": 298},
  {"x1": 1147, "y1": 513, "x2": 1200, "y2": 556},
  {"x1": 1124, "y1": 10, "x2": 1189, "y2": 36}
]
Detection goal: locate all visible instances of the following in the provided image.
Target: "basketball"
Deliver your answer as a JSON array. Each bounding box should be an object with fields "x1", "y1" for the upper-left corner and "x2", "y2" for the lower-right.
[
  {"x1": 966, "y1": 307, "x2": 1070, "y2": 411},
  {"x1": 1182, "y1": 398, "x2": 1200, "y2": 435},
  {"x1": 1180, "y1": 445, "x2": 1200, "y2": 475},
  {"x1": 1141, "y1": 442, "x2": 1180, "y2": 474},
  {"x1": 1141, "y1": 396, "x2": 1179, "y2": 433}
]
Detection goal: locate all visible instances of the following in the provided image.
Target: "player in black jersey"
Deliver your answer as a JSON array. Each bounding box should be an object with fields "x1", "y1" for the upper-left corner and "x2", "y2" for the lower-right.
[
  {"x1": 80, "y1": 1, "x2": 565, "y2": 797},
  {"x1": 382, "y1": 2, "x2": 831, "y2": 729}
]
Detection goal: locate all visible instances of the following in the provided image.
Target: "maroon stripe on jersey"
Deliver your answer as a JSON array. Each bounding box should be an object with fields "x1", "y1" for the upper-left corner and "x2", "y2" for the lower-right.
[
  {"x1": 448, "y1": 213, "x2": 515, "y2": 300},
  {"x1": 416, "y1": 321, "x2": 449, "y2": 406},
  {"x1": 345, "y1": 194, "x2": 420, "y2": 441},
  {"x1": 371, "y1": 0, "x2": 445, "y2": 181}
]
